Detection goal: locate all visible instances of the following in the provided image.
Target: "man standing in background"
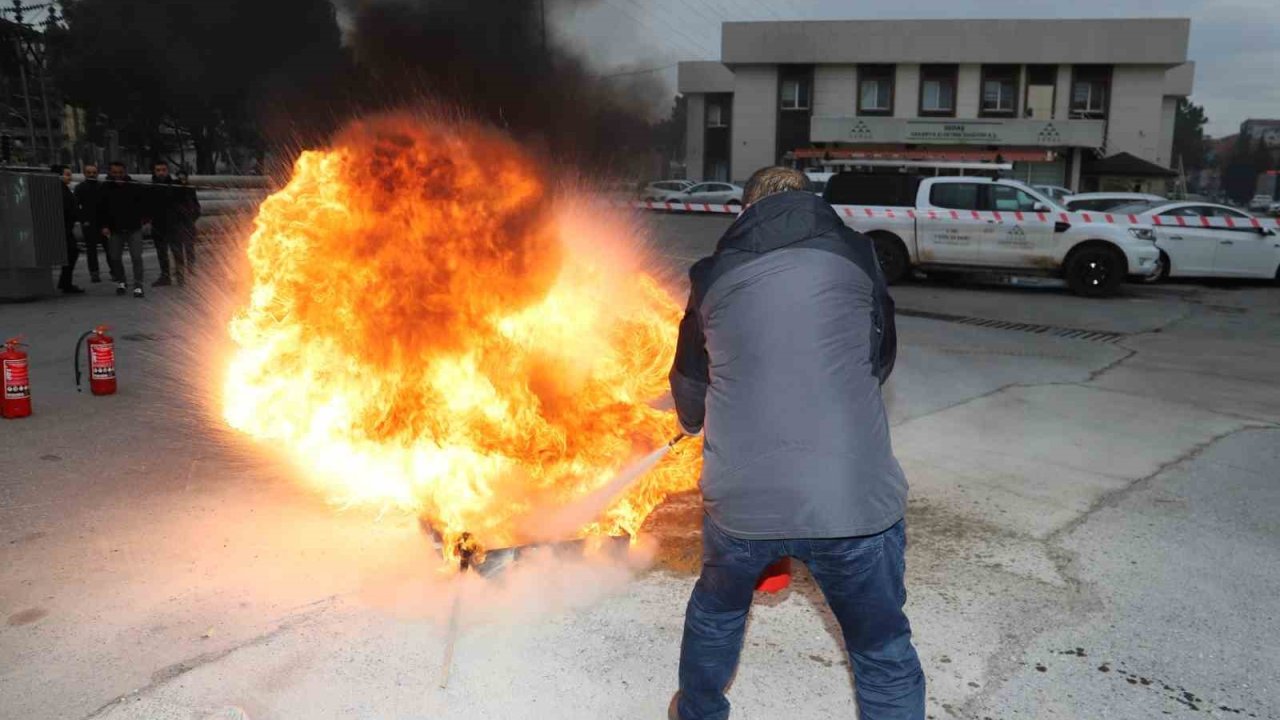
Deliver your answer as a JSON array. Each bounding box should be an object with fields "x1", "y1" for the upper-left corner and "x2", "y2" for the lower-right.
[
  {"x1": 171, "y1": 170, "x2": 202, "y2": 285},
  {"x1": 98, "y1": 161, "x2": 147, "y2": 298},
  {"x1": 668, "y1": 167, "x2": 924, "y2": 720},
  {"x1": 56, "y1": 166, "x2": 85, "y2": 295},
  {"x1": 148, "y1": 160, "x2": 177, "y2": 287},
  {"x1": 74, "y1": 163, "x2": 106, "y2": 283}
]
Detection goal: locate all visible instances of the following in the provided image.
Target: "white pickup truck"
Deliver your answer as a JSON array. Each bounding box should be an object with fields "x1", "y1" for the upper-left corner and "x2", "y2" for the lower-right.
[{"x1": 823, "y1": 174, "x2": 1163, "y2": 297}]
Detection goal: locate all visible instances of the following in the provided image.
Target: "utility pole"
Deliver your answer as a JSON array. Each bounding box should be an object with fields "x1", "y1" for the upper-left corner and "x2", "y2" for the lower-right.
[{"x1": 10, "y1": 30, "x2": 39, "y2": 164}]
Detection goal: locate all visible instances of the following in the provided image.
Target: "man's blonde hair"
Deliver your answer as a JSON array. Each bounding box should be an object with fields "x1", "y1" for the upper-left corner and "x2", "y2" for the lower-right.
[{"x1": 742, "y1": 166, "x2": 811, "y2": 206}]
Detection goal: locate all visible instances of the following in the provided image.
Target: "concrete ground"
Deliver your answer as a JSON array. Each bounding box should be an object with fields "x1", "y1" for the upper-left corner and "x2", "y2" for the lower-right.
[{"x1": 2, "y1": 214, "x2": 1278, "y2": 720}]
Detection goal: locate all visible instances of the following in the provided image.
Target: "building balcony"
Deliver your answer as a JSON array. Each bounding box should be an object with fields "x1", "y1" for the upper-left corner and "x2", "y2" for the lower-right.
[{"x1": 810, "y1": 116, "x2": 1106, "y2": 148}]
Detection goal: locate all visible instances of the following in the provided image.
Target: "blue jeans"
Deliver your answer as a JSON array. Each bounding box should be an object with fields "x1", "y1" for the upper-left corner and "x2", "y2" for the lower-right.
[{"x1": 677, "y1": 516, "x2": 925, "y2": 720}]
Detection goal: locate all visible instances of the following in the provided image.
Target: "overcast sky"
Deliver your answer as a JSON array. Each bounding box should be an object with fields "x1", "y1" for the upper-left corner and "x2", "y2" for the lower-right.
[{"x1": 553, "y1": 0, "x2": 1279, "y2": 137}]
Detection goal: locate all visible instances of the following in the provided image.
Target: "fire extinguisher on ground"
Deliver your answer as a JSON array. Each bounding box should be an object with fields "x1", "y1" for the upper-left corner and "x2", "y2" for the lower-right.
[
  {"x1": 2, "y1": 336, "x2": 32, "y2": 419},
  {"x1": 75, "y1": 326, "x2": 117, "y2": 396},
  {"x1": 756, "y1": 558, "x2": 792, "y2": 593}
]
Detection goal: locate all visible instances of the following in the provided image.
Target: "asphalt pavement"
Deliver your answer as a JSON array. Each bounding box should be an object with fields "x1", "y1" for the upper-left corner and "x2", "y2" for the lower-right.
[{"x1": 1, "y1": 214, "x2": 1278, "y2": 720}]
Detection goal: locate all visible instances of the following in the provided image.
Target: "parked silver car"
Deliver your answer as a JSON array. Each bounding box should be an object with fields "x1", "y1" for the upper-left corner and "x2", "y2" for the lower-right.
[
  {"x1": 643, "y1": 180, "x2": 695, "y2": 202},
  {"x1": 1063, "y1": 192, "x2": 1166, "y2": 213},
  {"x1": 1032, "y1": 185, "x2": 1073, "y2": 203},
  {"x1": 674, "y1": 181, "x2": 745, "y2": 205}
]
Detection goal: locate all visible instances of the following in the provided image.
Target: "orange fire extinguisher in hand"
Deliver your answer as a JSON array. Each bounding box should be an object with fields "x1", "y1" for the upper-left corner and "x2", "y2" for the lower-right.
[
  {"x1": 2, "y1": 336, "x2": 32, "y2": 419},
  {"x1": 75, "y1": 326, "x2": 117, "y2": 396}
]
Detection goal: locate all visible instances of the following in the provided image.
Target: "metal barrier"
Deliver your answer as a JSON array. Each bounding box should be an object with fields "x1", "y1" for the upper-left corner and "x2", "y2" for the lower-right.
[{"x1": 1, "y1": 170, "x2": 65, "y2": 300}]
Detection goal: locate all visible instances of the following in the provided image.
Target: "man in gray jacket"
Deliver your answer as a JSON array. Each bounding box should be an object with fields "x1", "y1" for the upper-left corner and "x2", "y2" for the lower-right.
[{"x1": 669, "y1": 167, "x2": 924, "y2": 720}]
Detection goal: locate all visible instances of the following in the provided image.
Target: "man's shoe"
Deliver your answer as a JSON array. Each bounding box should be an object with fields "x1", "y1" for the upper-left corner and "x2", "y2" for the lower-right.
[
  {"x1": 115, "y1": 283, "x2": 127, "y2": 296},
  {"x1": 60, "y1": 285, "x2": 86, "y2": 294},
  {"x1": 133, "y1": 286, "x2": 145, "y2": 299},
  {"x1": 90, "y1": 274, "x2": 102, "y2": 283},
  {"x1": 152, "y1": 275, "x2": 172, "y2": 287}
]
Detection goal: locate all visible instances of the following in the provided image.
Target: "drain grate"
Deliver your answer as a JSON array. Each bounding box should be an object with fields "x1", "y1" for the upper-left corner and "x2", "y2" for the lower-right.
[{"x1": 897, "y1": 309, "x2": 1127, "y2": 344}]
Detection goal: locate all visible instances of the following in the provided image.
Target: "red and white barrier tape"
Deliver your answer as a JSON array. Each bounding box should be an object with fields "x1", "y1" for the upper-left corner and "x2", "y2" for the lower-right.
[
  {"x1": 633, "y1": 201, "x2": 1280, "y2": 230},
  {"x1": 634, "y1": 200, "x2": 742, "y2": 214}
]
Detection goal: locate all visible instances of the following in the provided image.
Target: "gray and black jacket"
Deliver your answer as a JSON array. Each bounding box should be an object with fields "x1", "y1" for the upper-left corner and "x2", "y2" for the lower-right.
[{"x1": 669, "y1": 190, "x2": 907, "y2": 540}]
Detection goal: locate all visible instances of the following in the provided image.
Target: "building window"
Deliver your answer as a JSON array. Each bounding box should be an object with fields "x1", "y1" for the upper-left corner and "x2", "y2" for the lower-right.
[
  {"x1": 1071, "y1": 82, "x2": 1107, "y2": 116},
  {"x1": 1070, "y1": 66, "x2": 1111, "y2": 119},
  {"x1": 857, "y1": 64, "x2": 894, "y2": 116},
  {"x1": 780, "y1": 78, "x2": 810, "y2": 110},
  {"x1": 980, "y1": 65, "x2": 1019, "y2": 116},
  {"x1": 919, "y1": 65, "x2": 957, "y2": 117},
  {"x1": 1024, "y1": 65, "x2": 1057, "y2": 119},
  {"x1": 706, "y1": 101, "x2": 726, "y2": 128}
]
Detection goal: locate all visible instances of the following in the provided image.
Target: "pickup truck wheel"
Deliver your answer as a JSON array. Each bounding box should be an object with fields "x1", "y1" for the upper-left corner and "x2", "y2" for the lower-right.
[
  {"x1": 870, "y1": 233, "x2": 910, "y2": 284},
  {"x1": 1066, "y1": 245, "x2": 1126, "y2": 297}
]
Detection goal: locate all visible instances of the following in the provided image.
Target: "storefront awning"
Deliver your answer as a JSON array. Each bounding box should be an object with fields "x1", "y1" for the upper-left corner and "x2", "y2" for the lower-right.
[
  {"x1": 1082, "y1": 152, "x2": 1176, "y2": 177},
  {"x1": 791, "y1": 146, "x2": 1057, "y2": 163}
]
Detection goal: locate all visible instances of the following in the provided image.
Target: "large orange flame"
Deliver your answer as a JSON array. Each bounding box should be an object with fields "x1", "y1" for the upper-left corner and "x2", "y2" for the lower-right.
[{"x1": 223, "y1": 114, "x2": 699, "y2": 552}]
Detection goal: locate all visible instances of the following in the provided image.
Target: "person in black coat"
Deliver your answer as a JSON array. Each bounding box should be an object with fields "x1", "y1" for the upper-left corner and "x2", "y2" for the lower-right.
[
  {"x1": 56, "y1": 166, "x2": 85, "y2": 294},
  {"x1": 97, "y1": 161, "x2": 148, "y2": 298},
  {"x1": 147, "y1": 160, "x2": 179, "y2": 287},
  {"x1": 73, "y1": 164, "x2": 106, "y2": 282},
  {"x1": 171, "y1": 170, "x2": 201, "y2": 284}
]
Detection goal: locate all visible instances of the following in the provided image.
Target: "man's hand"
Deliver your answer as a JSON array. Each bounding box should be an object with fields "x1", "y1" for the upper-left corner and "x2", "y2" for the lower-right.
[
  {"x1": 100, "y1": 228, "x2": 110, "y2": 238},
  {"x1": 678, "y1": 421, "x2": 704, "y2": 438}
]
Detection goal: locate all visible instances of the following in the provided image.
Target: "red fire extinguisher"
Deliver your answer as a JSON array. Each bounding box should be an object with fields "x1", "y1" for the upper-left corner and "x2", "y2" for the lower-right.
[
  {"x1": 756, "y1": 558, "x2": 792, "y2": 594},
  {"x1": 75, "y1": 326, "x2": 117, "y2": 396},
  {"x1": 2, "y1": 336, "x2": 32, "y2": 419}
]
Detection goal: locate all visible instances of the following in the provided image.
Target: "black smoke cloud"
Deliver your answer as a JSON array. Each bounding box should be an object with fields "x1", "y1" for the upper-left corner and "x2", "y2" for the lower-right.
[{"x1": 319, "y1": 0, "x2": 664, "y2": 175}]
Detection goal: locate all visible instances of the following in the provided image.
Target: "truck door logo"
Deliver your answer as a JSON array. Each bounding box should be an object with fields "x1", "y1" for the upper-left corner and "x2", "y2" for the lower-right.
[{"x1": 1001, "y1": 225, "x2": 1032, "y2": 248}]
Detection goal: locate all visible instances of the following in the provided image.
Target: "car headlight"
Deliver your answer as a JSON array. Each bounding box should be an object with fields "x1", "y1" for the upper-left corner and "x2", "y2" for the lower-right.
[{"x1": 1128, "y1": 227, "x2": 1157, "y2": 241}]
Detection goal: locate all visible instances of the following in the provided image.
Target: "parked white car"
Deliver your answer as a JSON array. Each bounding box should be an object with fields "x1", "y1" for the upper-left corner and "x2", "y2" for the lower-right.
[
  {"x1": 643, "y1": 180, "x2": 694, "y2": 202},
  {"x1": 1248, "y1": 195, "x2": 1273, "y2": 213},
  {"x1": 1109, "y1": 200, "x2": 1280, "y2": 281},
  {"x1": 1031, "y1": 185, "x2": 1073, "y2": 203},
  {"x1": 1063, "y1": 192, "x2": 1166, "y2": 213},
  {"x1": 824, "y1": 174, "x2": 1162, "y2": 297},
  {"x1": 674, "y1": 181, "x2": 745, "y2": 206}
]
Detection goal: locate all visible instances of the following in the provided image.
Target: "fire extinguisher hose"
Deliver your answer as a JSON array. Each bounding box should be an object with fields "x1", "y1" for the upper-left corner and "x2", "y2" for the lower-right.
[{"x1": 74, "y1": 330, "x2": 94, "y2": 393}]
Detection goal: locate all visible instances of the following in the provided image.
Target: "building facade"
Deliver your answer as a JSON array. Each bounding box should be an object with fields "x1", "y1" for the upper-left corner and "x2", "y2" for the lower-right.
[
  {"x1": 679, "y1": 19, "x2": 1194, "y2": 192},
  {"x1": 1240, "y1": 119, "x2": 1280, "y2": 149}
]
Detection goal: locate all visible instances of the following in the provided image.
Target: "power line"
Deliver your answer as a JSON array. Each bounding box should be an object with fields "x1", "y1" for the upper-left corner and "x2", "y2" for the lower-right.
[
  {"x1": 720, "y1": 0, "x2": 781, "y2": 22},
  {"x1": 619, "y1": 0, "x2": 718, "y2": 57},
  {"x1": 656, "y1": 0, "x2": 725, "y2": 58},
  {"x1": 597, "y1": 63, "x2": 677, "y2": 79},
  {"x1": 599, "y1": 0, "x2": 711, "y2": 59},
  {"x1": 680, "y1": 0, "x2": 725, "y2": 29}
]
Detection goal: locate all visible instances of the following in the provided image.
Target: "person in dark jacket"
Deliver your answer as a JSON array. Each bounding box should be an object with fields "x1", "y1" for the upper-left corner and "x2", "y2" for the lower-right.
[
  {"x1": 668, "y1": 167, "x2": 923, "y2": 720},
  {"x1": 74, "y1": 163, "x2": 106, "y2": 283},
  {"x1": 147, "y1": 160, "x2": 178, "y2": 287},
  {"x1": 56, "y1": 166, "x2": 85, "y2": 294},
  {"x1": 170, "y1": 170, "x2": 201, "y2": 284},
  {"x1": 98, "y1": 161, "x2": 148, "y2": 298}
]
